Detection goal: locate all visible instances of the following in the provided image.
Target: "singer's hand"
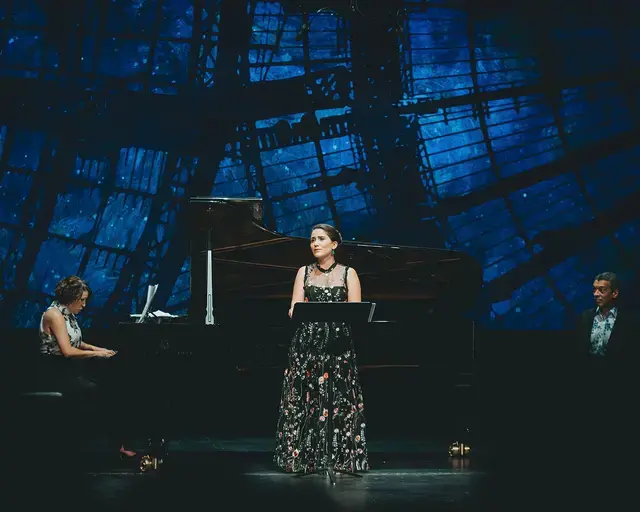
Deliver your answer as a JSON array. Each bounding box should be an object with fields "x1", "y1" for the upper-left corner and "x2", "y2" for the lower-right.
[{"x1": 288, "y1": 308, "x2": 294, "y2": 319}]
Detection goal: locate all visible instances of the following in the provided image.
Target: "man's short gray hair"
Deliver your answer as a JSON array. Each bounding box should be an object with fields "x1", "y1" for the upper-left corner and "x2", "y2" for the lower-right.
[{"x1": 594, "y1": 272, "x2": 619, "y2": 291}]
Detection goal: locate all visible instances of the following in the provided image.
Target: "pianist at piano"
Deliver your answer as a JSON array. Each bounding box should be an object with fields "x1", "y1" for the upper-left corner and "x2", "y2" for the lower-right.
[
  {"x1": 37, "y1": 275, "x2": 137, "y2": 459},
  {"x1": 274, "y1": 224, "x2": 369, "y2": 474}
]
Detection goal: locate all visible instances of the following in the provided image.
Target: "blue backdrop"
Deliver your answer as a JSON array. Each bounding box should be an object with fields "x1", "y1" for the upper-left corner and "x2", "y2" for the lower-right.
[{"x1": 0, "y1": 0, "x2": 637, "y2": 329}]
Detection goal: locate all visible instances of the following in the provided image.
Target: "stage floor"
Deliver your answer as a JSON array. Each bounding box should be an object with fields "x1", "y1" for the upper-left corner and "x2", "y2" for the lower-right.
[{"x1": 7, "y1": 435, "x2": 635, "y2": 511}]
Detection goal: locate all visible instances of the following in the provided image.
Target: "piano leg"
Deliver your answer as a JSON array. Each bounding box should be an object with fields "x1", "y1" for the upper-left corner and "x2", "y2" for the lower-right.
[
  {"x1": 139, "y1": 410, "x2": 169, "y2": 471},
  {"x1": 137, "y1": 362, "x2": 172, "y2": 472}
]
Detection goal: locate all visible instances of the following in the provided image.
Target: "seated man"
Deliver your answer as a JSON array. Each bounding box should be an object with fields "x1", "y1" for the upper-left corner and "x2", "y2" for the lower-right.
[
  {"x1": 576, "y1": 271, "x2": 638, "y2": 364},
  {"x1": 573, "y1": 272, "x2": 639, "y2": 456}
]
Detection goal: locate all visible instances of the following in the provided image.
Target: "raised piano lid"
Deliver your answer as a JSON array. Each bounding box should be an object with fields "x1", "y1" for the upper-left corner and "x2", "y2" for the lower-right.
[{"x1": 188, "y1": 197, "x2": 483, "y2": 319}]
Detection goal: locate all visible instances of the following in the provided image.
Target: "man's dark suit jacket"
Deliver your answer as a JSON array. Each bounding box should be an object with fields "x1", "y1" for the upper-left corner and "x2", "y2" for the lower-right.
[
  {"x1": 573, "y1": 308, "x2": 639, "y2": 465},
  {"x1": 576, "y1": 307, "x2": 639, "y2": 366}
]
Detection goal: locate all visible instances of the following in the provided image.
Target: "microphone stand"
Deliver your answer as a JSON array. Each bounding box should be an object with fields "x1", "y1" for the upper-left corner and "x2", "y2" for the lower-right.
[{"x1": 293, "y1": 302, "x2": 375, "y2": 484}]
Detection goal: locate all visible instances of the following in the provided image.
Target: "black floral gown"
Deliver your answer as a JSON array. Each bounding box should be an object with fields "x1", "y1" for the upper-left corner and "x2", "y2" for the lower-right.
[{"x1": 274, "y1": 263, "x2": 369, "y2": 473}]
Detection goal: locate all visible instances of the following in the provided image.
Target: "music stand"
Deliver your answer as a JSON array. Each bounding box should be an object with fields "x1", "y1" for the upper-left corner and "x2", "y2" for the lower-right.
[{"x1": 291, "y1": 301, "x2": 376, "y2": 485}]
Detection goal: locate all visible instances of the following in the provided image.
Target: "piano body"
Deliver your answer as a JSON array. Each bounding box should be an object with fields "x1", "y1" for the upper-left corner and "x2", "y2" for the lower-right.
[
  {"x1": 186, "y1": 196, "x2": 482, "y2": 363},
  {"x1": 188, "y1": 196, "x2": 481, "y2": 316},
  {"x1": 117, "y1": 197, "x2": 483, "y2": 439}
]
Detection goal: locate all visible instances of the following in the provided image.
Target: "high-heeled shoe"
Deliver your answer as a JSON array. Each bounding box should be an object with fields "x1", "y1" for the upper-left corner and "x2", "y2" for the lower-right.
[{"x1": 119, "y1": 449, "x2": 137, "y2": 460}]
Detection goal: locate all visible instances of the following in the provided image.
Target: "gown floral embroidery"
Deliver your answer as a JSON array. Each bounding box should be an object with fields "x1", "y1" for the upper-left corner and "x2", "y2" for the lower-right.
[{"x1": 274, "y1": 263, "x2": 369, "y2": 473}]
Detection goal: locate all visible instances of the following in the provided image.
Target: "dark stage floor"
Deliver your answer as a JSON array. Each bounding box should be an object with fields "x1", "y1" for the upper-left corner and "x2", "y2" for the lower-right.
[
  {"x1": 8, "y1": 436, "x2": 488, "y2": 511},
  {"x1": 6, "y1": 435, "x2": 636, "y2": 511}
]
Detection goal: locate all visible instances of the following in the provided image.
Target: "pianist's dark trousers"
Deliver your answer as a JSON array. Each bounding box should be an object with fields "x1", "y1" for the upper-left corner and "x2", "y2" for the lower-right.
[{"x1": 36, "y1": 356, "x2": 136, "y2": 452}]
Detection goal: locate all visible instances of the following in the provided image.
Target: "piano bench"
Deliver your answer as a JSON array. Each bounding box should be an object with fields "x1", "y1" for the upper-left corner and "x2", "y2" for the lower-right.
[
  {"x1": 20, "y1": 391, "x2": 64, "y2": 399},
  {"x1": 14, "y1": 389, "x2": 67, "y2": 423},
  {"x1": 9, "y1": 391, "x2": 76, "y2": 469},
  {"x1": 16, "y1": 389, "x2": 68, "y2": 424}
]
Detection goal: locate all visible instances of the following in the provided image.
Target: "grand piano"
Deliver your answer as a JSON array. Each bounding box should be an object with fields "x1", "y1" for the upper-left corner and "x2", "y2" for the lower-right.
[
  {"x1": 188, "y1": 196, "x2": 482, "y2": 324},
  {"x1": 118, "y1": 196, "x2": 483, "y2": 445}
]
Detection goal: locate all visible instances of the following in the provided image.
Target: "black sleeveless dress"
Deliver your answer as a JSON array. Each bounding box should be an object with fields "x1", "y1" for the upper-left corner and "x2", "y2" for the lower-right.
[{"x1": 274, "y1": 263, "x2": 369, "y2": 473}]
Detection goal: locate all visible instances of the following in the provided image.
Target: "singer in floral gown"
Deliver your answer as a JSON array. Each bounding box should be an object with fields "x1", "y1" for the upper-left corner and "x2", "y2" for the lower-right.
[{"x1": 274, "y1": 224, "x2": 369, "y2": 473}]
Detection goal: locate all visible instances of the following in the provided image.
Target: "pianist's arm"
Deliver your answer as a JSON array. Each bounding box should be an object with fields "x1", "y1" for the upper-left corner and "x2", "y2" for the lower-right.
[
  {"x1": 44, "y1": 310, "x2": 113, "y2": 359},
  {"x1": 288, "y1": 266, "x2": 306, "y2": 318},
  {"x1": 347, "y1": 268, "x2": 362, "y2": 303},
  {"x1": 79, "y1": 341, "x2": 116, "y2": 356}
]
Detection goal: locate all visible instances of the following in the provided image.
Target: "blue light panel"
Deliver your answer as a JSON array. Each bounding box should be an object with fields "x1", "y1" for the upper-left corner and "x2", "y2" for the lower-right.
[{"x1": 0, "y1": 0, "x2": 637, "y2": 329}]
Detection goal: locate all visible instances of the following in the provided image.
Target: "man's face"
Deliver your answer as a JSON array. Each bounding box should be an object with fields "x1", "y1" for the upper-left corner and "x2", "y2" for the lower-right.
[{"x1": 592, "y1": 280, "x2": 618, "y2": 309}]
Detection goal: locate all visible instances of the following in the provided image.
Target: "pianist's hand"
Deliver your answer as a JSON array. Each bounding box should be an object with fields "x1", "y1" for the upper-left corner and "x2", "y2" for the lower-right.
[
  {"x1": 94, "y1": 350, "x2": 115, "y2": 358},
  {"x1": 93, "y1": 346, "x2": 116, "y2": 356}
]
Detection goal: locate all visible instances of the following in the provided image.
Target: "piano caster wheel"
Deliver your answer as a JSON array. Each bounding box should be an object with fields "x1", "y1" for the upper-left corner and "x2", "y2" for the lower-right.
[
  {"x1": 448, "y1": 441, "x2": 471, "y2": 457},
  {"x1": 140, "y1": 454, "x2": 163, "y2": 472}
]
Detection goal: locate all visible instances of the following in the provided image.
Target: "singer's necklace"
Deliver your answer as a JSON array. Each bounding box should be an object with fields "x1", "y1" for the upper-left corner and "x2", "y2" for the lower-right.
[{"x1": 316, "y1": 261, "x2": 337, "y2": 274}]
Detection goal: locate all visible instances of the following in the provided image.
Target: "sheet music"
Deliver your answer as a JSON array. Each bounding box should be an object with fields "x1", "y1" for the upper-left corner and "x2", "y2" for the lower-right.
[
  {"x1": 368, "y1": 303, "x2": 376, "y2": 323},
  {"x1": 292, "y1": 301, "x2": 377, "y2": 323},
  {"x1": 136, "y1": 284, "x2": 159, "y2": 324},
  {"x1": 130, "y1": 310, "x2": 179, "y2": 319}
]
